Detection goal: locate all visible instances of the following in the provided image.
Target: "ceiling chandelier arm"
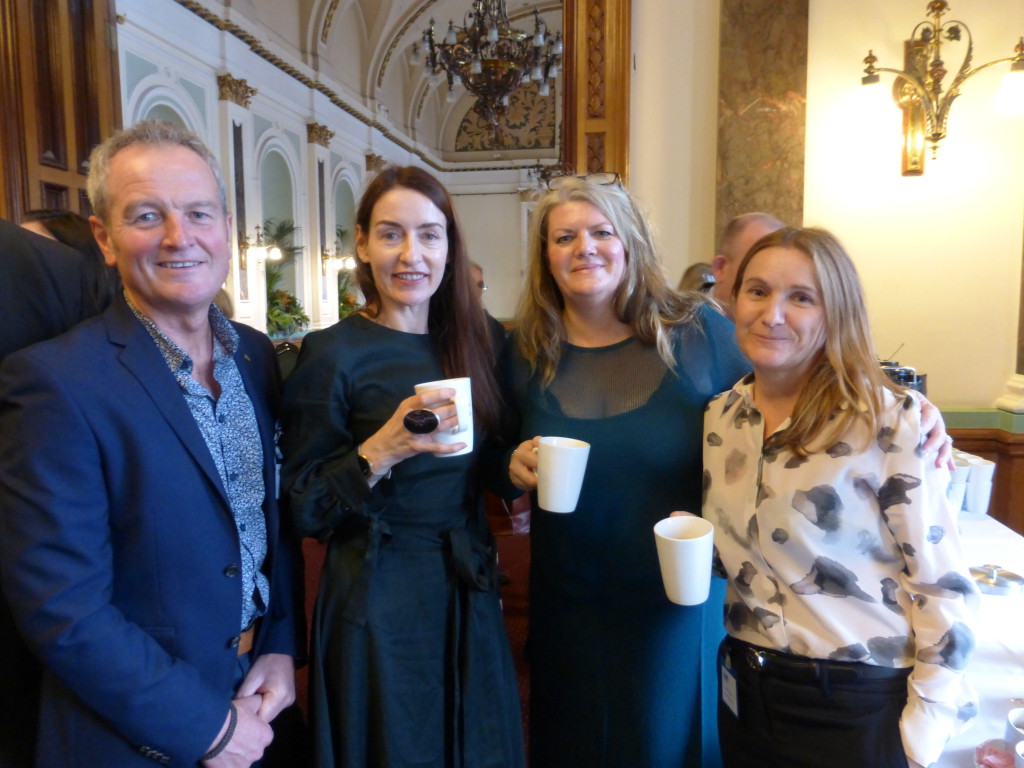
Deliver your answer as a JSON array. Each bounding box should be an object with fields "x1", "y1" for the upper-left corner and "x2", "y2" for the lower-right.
[{"x1": 415, "y1": 0, "x2": 562, "y2": 148}]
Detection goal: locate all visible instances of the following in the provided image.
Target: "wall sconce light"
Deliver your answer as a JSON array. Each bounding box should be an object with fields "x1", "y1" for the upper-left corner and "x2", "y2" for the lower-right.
[
  {"x1": 239, "y1": 224, "x2": 282, "y2": 270},
  {"x1": 861, "y1": 1, "x2": 1024, "y2": 175},
  {"x1": 321, "y1": 248, "x2": 343, "y2": 276}
]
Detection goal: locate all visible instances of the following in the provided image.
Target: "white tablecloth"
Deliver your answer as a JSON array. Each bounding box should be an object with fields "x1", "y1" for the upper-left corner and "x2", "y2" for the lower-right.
[{"x1": 937, "y1": 512, "x2": 1024, "y2": 767}]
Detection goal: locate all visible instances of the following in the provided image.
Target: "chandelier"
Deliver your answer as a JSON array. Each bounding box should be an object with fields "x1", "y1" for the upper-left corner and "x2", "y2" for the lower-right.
[
  {"x1": 415, "y1": 0, "x2": 563, "y2": 147},
  {"x1": 860, "y1": 0, "x2": 1024, "y2": 175}
]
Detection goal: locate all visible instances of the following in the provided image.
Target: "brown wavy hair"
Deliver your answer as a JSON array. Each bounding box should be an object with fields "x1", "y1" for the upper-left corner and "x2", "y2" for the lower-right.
[
  {"x1": 733, "y1": 226, "x2": 903, "y2": 457},
  {"x1": 354, "y1": 166, "x2": 501, "y2": 433}
]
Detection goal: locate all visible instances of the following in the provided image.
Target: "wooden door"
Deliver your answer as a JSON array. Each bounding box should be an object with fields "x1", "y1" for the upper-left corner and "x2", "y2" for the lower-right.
[
  {"x1": 0, "y1": 0, "x2": 121, "y2": 220},
  {"x1": 562, "y1": 0, "x2": 631, "y2": 180}
]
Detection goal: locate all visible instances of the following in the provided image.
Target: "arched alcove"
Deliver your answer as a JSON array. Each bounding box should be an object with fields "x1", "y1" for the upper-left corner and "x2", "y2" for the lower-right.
[
  {"x1": 125, "y1": 76, "x2": 207, "y2": 137},
  {"x1": 259, "y1": 149, "x2": 299, "y2": 335},
  {"x1": 144, "y1": 103, "x2": 188, "y2": 129},
  {"x1": 333, "y1": 178, "x2": 356, "y2": 254},
  {"x1": 333, "y1": 175, "x2": 360, "y2": 310}
]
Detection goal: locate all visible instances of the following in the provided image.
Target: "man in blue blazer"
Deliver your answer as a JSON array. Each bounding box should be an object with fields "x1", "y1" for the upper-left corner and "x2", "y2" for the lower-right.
[{"x1": 0, "y1": 122, "x2": 303, "y2": 767}]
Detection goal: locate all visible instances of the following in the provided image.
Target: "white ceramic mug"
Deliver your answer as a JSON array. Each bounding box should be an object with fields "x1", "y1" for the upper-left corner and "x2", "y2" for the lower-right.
[
  {"x1": 653, "y1": 515, "x2": 714, "y2": 606},
  {"x1": 536, "y1": 436, "x2": 590, "y2": 513},
  {"x1": 1015, "y1": 739, "x2": 1024, "y2": 768},
  {"x1": 413, "y1": 377, "x2": 473, "y2": 457},
  {"x1": 951, "y1": 459, "x2": 972, "y2": 485},
  {"x1": 1006, "y1": 707, "x2": 1024, "y2": 751},
  {"x1": 967, "y1": 457, "x2": 997, "y2": 484},
  {"x1": 965, "y1": 481, "x2": 993, "y2": 515}
]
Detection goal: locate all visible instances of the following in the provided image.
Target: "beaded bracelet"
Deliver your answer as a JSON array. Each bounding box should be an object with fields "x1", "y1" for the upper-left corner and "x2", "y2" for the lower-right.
[{"x1": 201, "y1": 703, "x2": 237, "y2": 761}]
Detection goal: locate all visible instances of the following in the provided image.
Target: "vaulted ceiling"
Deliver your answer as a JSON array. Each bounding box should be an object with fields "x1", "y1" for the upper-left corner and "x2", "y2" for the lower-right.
[{"x1": 225, "y1": 0, "x2": 564, "y2": 163}]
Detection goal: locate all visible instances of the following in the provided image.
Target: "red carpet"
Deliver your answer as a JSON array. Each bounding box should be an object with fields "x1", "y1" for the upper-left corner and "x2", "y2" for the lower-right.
[{"x1": 497, "y1": 531, "x2": 531, "y2": 741}]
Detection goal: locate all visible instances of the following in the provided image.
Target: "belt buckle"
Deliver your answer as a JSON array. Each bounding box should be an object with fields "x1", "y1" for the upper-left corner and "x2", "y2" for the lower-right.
[{"x1": 237, "y1": 624, "x2": 256, "y2": 656}]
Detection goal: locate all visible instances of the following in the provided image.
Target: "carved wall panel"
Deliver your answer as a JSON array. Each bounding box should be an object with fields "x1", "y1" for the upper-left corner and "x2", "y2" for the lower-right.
[{"x1": 563, "y1": 0, "x2": 630, "y2": 179}]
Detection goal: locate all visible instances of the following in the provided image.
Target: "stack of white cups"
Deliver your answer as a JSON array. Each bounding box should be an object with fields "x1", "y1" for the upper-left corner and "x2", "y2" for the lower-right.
[{"x1": 948, "y1": 451, "x2": 996, "y2": 515}]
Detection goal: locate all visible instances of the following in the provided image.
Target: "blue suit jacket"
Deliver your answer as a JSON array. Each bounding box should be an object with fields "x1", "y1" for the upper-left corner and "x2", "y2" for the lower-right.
[{"x1": 0, "y1": 298, "x2": 303, "y2": 767}]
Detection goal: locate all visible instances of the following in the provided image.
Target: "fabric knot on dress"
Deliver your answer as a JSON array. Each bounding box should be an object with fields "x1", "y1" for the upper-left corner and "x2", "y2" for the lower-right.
[
  {"x1": 342, "y1": 515, "x2": 393, "y2": 626},
  {"x1": 444, "y1": 527, "x2": 498, "y2": 592}
]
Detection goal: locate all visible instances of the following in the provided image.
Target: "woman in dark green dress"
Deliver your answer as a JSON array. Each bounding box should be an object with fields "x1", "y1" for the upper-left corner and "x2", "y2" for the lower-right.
[
  {"x1": 281, "y1": 167, "x2": 524, "y2": 768},
  {"x1": 504, "y1": 175, "x2": 749, "y2": 768}
]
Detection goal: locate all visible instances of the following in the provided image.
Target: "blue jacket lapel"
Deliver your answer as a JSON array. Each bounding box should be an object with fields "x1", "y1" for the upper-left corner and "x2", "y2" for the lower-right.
[{"x1": 103, "y1": 299, "x2": 230, "y2": 506}]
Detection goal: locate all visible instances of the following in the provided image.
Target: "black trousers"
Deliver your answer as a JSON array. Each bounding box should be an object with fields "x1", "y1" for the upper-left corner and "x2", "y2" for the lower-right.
[{"x1": 718, "y1": 637, "x2": 911, "y2": 768}]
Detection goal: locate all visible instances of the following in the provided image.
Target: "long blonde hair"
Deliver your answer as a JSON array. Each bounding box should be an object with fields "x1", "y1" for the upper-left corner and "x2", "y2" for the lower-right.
[
  {"x1": 734, "y1": 227, "x2": 903, "y2": 457},
  {"x1": 515, "y1": 177, "x2": 706, "y2": 385}
]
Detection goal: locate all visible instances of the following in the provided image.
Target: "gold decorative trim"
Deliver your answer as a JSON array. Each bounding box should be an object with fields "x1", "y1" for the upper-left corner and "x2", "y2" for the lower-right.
[
  {"x1": 415, "y1": 84, "x2": 431, "y2": 121},
  {"x1": 171, "y1": 0, "x2": 531, "y2": 173},
  {"x1": 320, "y1": 0, "x2": 340, "y2": 45},
  {"x1": 365, "y1": 153, "x2": 385, "y2": 172},
  {"x1": 376, "y1": 0, "x2": 439, "y2": 90},
  {"x1": 307, "y1": 122, "x2": 335, "y2": 147},
  {"x1": 217, "y1": 73, "x2": 257, "y2": 108}
]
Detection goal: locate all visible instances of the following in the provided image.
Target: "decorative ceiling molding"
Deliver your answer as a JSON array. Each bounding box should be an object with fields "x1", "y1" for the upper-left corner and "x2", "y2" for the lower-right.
[
  {"x1": 320, "y1": 0, "x2": 340, "y2": 45},
  {"x1": 414, "y1": 79, "x2": 431, "y2": 120},
  {"x1": 171, "y1": 0, "x2": 529, "y2": 172},
  {"x1": 375, "y1": 0, "x2": 439, "y2": 90}
]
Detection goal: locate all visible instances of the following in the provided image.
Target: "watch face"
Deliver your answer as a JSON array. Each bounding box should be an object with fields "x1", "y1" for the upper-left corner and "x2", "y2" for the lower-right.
[{"x1": 357, "y1": 453, "x2": 372, "y2": 477}]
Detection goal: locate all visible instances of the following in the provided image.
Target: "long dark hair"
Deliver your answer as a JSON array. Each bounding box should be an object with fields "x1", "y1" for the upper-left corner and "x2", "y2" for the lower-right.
[{"x1": 354, "y1": 166, "x2": 502, "y2": 433}]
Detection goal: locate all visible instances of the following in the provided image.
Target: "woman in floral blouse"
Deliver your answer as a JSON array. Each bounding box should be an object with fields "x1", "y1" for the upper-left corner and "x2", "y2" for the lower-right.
[{"x1": 702, "y1": 227, "x2": 977, "y2": 768}]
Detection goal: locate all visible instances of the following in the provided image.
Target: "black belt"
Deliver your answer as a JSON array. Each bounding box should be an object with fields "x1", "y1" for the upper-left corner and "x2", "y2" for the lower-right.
[{"x1": 726, "y1": 637, "x2": 910, "y2": 685}]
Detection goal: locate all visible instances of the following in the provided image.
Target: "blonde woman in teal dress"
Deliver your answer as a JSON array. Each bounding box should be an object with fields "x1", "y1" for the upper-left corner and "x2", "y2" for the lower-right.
[{"x1": 504, "y1": 175, "x2": 748, "y2": 768}]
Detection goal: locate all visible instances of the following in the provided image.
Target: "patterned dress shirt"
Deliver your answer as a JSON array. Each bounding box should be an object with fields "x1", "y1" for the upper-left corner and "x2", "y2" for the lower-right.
[
  {"x1": 703, "y1": 375, "x2": 978, "y2": 766},
  {"x1": 128, "y1": 298, "x2": 269, "y2": 631}
]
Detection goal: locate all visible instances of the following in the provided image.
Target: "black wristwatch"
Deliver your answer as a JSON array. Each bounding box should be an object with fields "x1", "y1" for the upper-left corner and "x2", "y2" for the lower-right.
[{"x1": 357, "y1": 444, "x2": 389, "y2": 480}]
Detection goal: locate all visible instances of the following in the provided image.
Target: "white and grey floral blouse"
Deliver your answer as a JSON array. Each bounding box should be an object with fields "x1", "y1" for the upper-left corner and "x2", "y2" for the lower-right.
[{"x1": 702, "y1": 375, "x2": 978, "y2": 767}]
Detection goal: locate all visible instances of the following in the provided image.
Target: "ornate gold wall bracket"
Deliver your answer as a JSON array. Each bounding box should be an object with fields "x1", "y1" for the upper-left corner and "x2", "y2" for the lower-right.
[
  {"x1": 217, "y1": 73, "x2": 257, "y2": 108},
  {"x1": 307, "y1": 122, "x2": 335, "y2": 147},
  {"x1": 894, "y1": 40, "x2": 928, "y2": 176}
]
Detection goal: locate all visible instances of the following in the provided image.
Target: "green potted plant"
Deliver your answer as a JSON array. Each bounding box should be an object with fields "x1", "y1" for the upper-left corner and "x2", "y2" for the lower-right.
[
  {"x1": 336, "y1": 225, "x2": 360, "y2": 320},
  {"x1": 262, "y1": 218, "x2": 310, "y2": 338}
]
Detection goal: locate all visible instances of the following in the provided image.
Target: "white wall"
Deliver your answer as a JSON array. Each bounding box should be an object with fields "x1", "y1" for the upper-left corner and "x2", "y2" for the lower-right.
[
  {"x1": 805, "y1": 0, "x2": 1024, "y2": 407},
  {"x1": 629, "y1": 1, "x2": 722, "y2": 287},
  {"x1": 630, "y1": 1, "x2": 1022, "y2": 409},
  {"x1": 452, "y1": 192, "x2": 526, "y2": 319}
]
